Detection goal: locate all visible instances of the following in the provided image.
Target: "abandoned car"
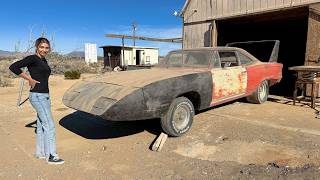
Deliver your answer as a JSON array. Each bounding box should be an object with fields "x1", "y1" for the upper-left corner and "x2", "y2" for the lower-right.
[{"x1": 63, "y1": 44, "x2": 282, "y2": 137}]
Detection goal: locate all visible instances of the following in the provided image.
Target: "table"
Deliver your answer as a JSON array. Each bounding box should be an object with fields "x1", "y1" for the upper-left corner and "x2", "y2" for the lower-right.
[{"x1": 289, "y1": 66, "x2": 320, "y2": 108}]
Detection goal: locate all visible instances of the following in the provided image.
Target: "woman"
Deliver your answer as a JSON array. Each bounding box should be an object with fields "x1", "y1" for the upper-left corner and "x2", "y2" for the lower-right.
[{"x1": 9, "y1": 37, "x2": 64, "y2": 165}]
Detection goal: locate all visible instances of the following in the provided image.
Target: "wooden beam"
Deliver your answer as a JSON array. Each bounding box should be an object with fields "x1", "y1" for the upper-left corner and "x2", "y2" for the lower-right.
[{"x1": 105, "y1": 34, "x2": 183, "y2": 43}]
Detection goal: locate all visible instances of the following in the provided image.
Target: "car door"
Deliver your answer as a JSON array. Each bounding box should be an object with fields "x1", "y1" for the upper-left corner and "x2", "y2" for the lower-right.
[{"x1": 210, "y1": 50, "x2": 247, "y2": 105}]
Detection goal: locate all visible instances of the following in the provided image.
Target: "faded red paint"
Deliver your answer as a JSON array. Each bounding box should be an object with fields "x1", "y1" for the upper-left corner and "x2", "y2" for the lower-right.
[
  {"x1": 245, "y1": 62, "x2": 283, "y2": 96},
  {"x1": 209, "y1": 62, "x2": 282, "y2": 107}
]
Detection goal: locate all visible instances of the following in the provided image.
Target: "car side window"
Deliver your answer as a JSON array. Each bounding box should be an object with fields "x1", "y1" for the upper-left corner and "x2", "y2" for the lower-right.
[
  {"x1": 238, "y1": 52, "x2": 253, "y2": 65},
  {"x1": 166, "y1": 52, "x2": 183, "y2": 66},
  {"x1": 218, "y1": 51, "x2": 239, "y2": 68},
  {"x1": 184, "y1": 51, "x2": 210, "y2": 67},
  {"x1": 211, "y1": 51, "x2": 221, "y2": 68}
]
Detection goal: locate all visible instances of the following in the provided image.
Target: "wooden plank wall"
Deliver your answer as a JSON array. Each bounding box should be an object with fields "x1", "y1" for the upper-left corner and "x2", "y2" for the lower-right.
[
  {"x1": 183, "y1": 0, "x2": 320, "y2": 23},
  {"x1": 183, "y1": 22, "x2": 212, "y2": 49},
  {"x1": 305, "y1": 3, "x2": 320, "y2": 65}
]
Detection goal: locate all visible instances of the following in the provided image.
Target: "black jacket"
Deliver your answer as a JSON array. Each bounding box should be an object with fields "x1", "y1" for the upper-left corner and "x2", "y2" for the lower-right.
[{"x1": 9, "y1": 55, "x2": 51, "y2": 93}]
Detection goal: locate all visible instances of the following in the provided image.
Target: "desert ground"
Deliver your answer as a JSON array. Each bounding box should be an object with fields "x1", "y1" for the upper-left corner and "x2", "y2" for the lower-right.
[{"x1": 1, "y1": 74, "x2": 320, "y2": 179}]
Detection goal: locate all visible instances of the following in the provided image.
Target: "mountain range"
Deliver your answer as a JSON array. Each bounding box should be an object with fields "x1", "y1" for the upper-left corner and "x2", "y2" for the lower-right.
[
  {"x1": 0, "y1": 50, "x2": 86, "y2": 58},
  {"x1": 66, "y1": 51, "x2": 85, "y2": 58},
  {"x1": 0, "y1": 50, "x2": 15, "y2": 57}
]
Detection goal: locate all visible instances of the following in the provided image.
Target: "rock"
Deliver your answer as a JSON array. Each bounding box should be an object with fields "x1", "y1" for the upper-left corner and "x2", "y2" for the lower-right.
[{"x1": 215, "y1": 135, "x2": 228, "y2": 144}]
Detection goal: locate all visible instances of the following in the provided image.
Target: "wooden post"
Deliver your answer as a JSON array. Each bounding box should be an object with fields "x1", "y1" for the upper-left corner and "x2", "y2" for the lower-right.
[
  {"x1": 122, "y1": 37, "x2": 125, "y2": 67},
  {"x1": 211, "y1": 20, "x2": 218, "y2": 47}
]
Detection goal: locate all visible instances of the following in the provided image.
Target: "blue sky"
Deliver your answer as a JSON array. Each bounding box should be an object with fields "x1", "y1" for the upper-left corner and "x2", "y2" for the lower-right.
[{"x1": 0, "y1": 0, "x2": 185, "y2": 56}]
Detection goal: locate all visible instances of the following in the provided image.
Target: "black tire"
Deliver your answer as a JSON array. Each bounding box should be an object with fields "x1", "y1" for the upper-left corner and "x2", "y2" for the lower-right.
[
  {"x1": 161, "y1": 97, "x2": 194, "y2": 137},
  {"x1": 246, "y1": 80, "x2": 269, "y2": 104}
]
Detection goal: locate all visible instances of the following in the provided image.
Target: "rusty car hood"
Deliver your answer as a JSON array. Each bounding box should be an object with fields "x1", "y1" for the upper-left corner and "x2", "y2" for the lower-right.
[
  {"x1": 84, "y1": 67, "x2": 207, "y2": 88},
  {"x1": 63, "y1": 67, "x2": 208, "y2": 114}
]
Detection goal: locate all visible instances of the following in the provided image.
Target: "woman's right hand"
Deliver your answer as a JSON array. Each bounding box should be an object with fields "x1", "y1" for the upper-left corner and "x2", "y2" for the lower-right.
[{"x1": 28, "y1": 79, "x2": 40, "y2": 90}]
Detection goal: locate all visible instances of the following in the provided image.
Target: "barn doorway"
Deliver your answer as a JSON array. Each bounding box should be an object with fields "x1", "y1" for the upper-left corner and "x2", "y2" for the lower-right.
[{"x1": 217, "y1": 7, "x2": 309, "y2": 96}]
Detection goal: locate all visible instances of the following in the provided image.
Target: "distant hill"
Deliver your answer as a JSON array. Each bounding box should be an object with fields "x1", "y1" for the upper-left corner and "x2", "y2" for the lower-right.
[
  {"x1": 0, "y1": 50, "x2": 14, "y2": 57},
  {"x1": 67, "y1": 51, "x2": 85, "y2": 58}
]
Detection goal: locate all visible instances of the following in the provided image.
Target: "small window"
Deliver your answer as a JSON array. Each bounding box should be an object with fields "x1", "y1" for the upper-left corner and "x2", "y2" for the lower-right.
[
  {"x1": 219, "y1": 51, "x2": 239, "y2": 68},
  {"x1": 238, "y1": 52, "x2": 253, "y2": 65},
  {"x1": 146, "y1": 56, "x2": 151, "y2": 63}
]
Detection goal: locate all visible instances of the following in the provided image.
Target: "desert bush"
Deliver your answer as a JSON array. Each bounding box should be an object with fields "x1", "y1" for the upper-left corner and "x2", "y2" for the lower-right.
[
  {"x1": 0, "y1": 75, "x2": 13, "y2": 87},
  {"x1": 0, "y1": 52, "x2": 104, "y2": 86},
  {"x1": 0, "y1": 58, "x2": 15, "y2": 87},
  {"x1": 64, "y1": 70, "x2": 81, "y2": 79},
  {"x1": 47, "y1": 52, "x2": 104, "y2": 74}
]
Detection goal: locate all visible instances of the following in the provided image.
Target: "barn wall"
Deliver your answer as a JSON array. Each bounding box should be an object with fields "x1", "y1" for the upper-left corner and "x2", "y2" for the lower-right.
[
  {"x1": 183, "y1": 0, "x2": 319, "y2": 23},
  {"x1": 305, "y1": 3, "x2": 320, "y2": 65},
  {"x1": 183, "y1": 22, "x2": 212, "y2": 49}
]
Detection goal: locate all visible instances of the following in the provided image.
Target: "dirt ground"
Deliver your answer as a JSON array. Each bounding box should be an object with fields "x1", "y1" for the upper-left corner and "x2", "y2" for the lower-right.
[{"x1": 1, "y1": 74, "x2": 320, "y2": 179}]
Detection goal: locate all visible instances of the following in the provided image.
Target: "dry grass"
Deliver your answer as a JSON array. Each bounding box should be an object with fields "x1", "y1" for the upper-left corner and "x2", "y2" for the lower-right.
[{"x1": 0, "y1": 53, "x2": 105, "y2": 87}]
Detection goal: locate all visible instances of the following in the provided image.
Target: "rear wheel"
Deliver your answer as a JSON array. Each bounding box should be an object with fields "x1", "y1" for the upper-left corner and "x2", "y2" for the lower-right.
[
  {"x1": 161, "y1": 97, "x2": 194, "y2": 137},
  {"x1": 247, "y1": 80, "x2": 269, "y2": 104}
]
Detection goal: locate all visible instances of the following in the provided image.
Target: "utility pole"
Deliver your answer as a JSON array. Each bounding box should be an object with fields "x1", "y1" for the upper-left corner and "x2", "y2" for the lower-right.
[{"x1": 132, "y1": 22, "x2": 137, "y2": 47}]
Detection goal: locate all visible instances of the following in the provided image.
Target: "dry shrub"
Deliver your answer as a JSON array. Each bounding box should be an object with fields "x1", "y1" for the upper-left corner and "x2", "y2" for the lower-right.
[
  {"x1": 47, "y1": 53, "x2": 104, "y2": 74},
  {"x1": 0, "y1": 52, "x2": 104, "y2": 87},
  {"x1": 0, "y1": 76, "x2": 13, "y2": 87},
  {"x1": 64, "y1": 70, "x2": 81, "y2": 79},
  {"x1": 0, "y1": 58, "x2": 15, "y2": 87}
]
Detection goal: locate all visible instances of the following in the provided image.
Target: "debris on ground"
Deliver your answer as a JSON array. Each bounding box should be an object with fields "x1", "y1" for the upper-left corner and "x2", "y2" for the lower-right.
[
  {"x1": 215, "y1": 135, "x2": 228, "y2": 144},
  {"x1": 151, "y1": 132, "x2": 168, "y2": 152}
]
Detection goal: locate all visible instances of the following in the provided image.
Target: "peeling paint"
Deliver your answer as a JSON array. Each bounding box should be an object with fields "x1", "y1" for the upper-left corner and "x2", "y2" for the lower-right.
[{"x1": 211, "y1": 67, "x2": 247, "y2": 102}]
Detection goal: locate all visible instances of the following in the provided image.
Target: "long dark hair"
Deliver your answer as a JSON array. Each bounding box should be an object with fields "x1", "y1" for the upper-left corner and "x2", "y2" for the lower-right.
[{"x1": 35, "y1": 37, "x2": 51, "y2": 49}]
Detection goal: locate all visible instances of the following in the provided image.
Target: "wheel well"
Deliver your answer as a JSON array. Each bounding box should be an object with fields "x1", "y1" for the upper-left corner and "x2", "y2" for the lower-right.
[{"x1": 178, "y1": 92, "x2": 201, "y2": 110}]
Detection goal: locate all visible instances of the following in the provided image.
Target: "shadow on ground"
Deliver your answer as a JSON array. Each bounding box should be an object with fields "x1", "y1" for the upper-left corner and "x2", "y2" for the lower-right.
[{"x1": 59, "y1": 111, "x2": 161, "y2": 139}]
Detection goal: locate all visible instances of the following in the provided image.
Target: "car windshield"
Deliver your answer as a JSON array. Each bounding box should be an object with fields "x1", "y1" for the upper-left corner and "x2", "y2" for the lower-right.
[{"x1": 163, "y1": 50, "x2": 211, "y2": 68}]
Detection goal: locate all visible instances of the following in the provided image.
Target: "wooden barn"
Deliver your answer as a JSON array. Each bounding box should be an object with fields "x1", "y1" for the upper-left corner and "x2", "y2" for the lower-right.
[{"x1": 180, "y1": 0, "x2": 320, "y2": 96}]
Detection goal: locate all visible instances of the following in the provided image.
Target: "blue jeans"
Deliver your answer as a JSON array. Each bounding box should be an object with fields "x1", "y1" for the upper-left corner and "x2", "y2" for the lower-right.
[{"x1": 29, "y1": 92, "x2": 58, "y2": 159}]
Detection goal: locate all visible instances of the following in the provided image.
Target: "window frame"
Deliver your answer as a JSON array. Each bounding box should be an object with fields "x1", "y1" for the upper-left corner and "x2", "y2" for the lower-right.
[
  {"x1": 236, "y1": 51, "x2": 254, "y2": 66},
  {"x1": 216, "y1": 50, "x2": 241, "y2": 68}
]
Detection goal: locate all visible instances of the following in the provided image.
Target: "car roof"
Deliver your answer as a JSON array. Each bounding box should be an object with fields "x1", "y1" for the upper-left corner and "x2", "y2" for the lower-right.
[
  {"x1": 171, "y1": 46, "x2": 243, "y2": 52},
  {"x1": 168, "y1": 47, "x2": 260, "y2": 62}
]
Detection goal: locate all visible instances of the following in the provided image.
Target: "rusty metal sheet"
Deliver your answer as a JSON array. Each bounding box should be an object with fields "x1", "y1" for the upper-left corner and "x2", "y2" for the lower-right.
[{"x1": 211, "y1": 67, "x2": 247, "y2": 102}]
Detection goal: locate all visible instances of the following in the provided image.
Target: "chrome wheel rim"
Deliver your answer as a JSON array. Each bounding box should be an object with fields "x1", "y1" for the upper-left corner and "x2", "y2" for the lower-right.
[
  {"x1": 172, "y1": 103, "x2": 190, "y2": 131},
  {"x1": 258, "y1": 82, "x2": 267, "y2": 100}
]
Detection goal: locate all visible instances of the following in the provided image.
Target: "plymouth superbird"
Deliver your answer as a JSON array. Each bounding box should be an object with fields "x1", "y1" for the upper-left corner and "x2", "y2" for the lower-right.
[{"x1": 63, "y1": 45, "x2": 282, "y2": 136}]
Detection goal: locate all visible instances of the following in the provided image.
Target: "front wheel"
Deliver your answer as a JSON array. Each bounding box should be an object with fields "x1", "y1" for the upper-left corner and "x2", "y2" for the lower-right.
[
  {"x1": 161, "y1": 97, "x2": 194, "y2": 137},
  {"x1": 246, "y1": 80, "x2": 269, "y2": 104}
]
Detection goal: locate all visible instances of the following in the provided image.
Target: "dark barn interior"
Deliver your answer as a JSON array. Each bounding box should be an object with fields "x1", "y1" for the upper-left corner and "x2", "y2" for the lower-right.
[{"x1": 217, "y1": 7, "x2": 309, "y2": 96}]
